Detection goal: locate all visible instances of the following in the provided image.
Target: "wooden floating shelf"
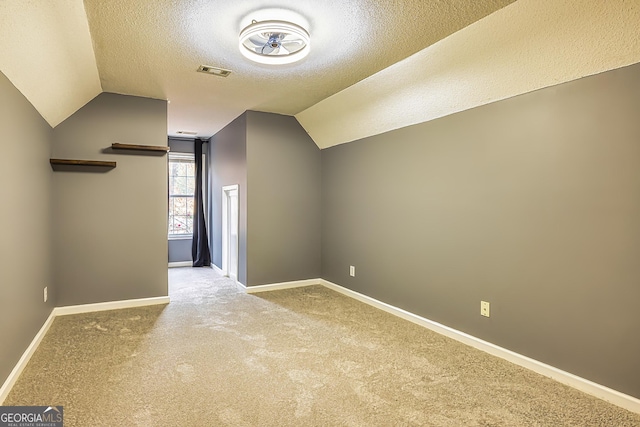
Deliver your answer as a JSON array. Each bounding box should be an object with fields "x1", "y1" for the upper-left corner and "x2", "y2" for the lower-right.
[
  {"x1": 111, "y1": 143, "x2": 170, "y2": 153},
  {"x1": 50, "y1": 159, "x2": 117, "y2": 168}
]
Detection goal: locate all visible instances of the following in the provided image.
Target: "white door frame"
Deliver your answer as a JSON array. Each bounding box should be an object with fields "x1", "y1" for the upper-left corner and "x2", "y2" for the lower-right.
[{"x1": 221, "y1": 184, "x2": 239, "y2": 281}]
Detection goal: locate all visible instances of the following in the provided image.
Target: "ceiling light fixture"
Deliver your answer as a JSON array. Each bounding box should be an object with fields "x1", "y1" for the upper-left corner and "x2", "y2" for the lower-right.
[{"x1": 239, "y1": 20, "x2": 310, "y2": 65}]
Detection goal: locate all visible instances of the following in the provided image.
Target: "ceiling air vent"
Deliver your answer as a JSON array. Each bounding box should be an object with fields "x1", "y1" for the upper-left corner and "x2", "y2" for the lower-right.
[
  {"x1": 197, "y1": 65, "x2": 232, "y2": 77},
  {"x1": 176, "y1": 130, "x2": 198, "y2": 136}
]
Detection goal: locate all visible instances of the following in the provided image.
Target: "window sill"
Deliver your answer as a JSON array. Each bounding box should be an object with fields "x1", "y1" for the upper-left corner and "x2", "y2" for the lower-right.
[{"x1": 168, "y1": 235, "x2": 193, "y2": 241}]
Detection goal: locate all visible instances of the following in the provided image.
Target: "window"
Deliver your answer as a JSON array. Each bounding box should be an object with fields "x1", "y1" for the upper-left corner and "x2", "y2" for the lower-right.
[{"x1": 168, "y1": 152, "x2": 195, "y2": 237}]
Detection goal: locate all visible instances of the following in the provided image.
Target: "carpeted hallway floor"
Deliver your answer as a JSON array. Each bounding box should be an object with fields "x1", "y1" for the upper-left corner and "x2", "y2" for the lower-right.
[{"x1": 5, "y1": 267, "x2": 640, "y2": 426}]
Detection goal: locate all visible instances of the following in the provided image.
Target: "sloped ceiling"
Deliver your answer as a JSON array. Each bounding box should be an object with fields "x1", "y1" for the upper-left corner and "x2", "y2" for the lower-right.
[
  {"x1": 1, "y1": 0, "x2": 639, "y2": 148},
  {"x1": 0, "y1": 0, "x2": 101, "y2": 127},
  {"x1": 297, "y1": 0, "x2": 640, "y2": 148},
  {"x1": 83, "y1": 0, "x2": 516, "y2": 140},
  {"x1": 1, "y1": 0, "x2": 514, "y2": 136}
]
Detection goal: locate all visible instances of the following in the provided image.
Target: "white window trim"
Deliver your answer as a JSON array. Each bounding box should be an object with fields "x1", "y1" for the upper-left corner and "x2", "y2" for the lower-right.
[{"x1": 168, "y1": 152, "x2": 195, "y2": 162}]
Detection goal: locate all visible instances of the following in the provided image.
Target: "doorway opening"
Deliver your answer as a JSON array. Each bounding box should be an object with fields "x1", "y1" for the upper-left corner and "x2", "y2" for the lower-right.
[{"x1": 221, "y1": 185, "x2": 239, "y2": 281}]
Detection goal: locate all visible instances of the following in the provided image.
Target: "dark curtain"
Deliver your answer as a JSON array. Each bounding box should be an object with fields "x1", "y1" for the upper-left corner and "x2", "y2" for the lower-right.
[{"x1": 192, "y1": 139, "x2": 211, "y2": 267}]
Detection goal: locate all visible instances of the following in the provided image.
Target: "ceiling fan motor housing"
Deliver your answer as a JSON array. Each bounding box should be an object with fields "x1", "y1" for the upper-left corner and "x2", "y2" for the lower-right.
[{"x1": 239, "y1": 20, "x2": 310, "y2": 65}]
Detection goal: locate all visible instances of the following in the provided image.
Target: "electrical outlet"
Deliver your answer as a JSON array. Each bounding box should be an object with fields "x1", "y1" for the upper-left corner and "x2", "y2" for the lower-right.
[
  {"x1": 481, "y1": 301, "x2": 490, "y2": 317},
  {"x1": 349, "y1": 266, "x2": 355, "y2": 277},
  {"x1": 44, "y1": 287, "x2": 48, "y2": 303}
]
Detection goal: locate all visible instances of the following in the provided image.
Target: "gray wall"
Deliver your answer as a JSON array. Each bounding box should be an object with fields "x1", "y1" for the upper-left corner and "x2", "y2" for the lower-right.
[
  {"x1": 0, "y1": 71, "x2": 54, "y2": 388},
  {"x1": 52, "y1": 93, "x2": 168, "y2": 306},
  {"x1": 168, "y1": 138, "x2": 195, "y2": 155},
  {"x1": 208, "y1": 111, "x2": 321, "y2": 286},
  {"x1": 246, "y1": 111, "x2": 322, "y2": 286},
  {"x1": 167, "y1": 137, "x2": 194, "y2": 264},
  {"x1": 209, "y1": 114, "x2": 248, "y2": 284},
  {"x1": 322, "y1": 65, "x2": 640, "y2": 397},
  {"x1": 321, "y1": 63, "x2": 640, "y2": 398},
  {"x1": 168, "y1": 238, "x2": 192, "y2": 264}
]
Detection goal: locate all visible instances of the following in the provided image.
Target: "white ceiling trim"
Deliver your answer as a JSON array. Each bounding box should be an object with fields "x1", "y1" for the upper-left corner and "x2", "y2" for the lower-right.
[
  {"x1": 0, "y1": 0, "x2": 101, "y2": 128},
  {"x1": 296, "y1": 0, "x2": 640, "y2": 149}
]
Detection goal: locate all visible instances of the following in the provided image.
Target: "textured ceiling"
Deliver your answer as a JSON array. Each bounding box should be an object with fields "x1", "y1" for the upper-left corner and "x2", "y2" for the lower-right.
[
  {"x1": 82, "y1": 0, "x2": 515, "y2": 139},
  {"x1": 3, "y1": 0, "x2": 637, "y2": 148},
  {"x1": 0, "y1": 0, "x2": 101, "y2": 128},
  {"x1": 297, "y1": 0, "x2": 640, "y2": 148}
]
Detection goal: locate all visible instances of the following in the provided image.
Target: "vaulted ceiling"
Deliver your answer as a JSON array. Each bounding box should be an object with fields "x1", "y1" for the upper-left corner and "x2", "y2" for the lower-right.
[{"x1": 1, "y1": 0, "x2": 639, "y2": 149}]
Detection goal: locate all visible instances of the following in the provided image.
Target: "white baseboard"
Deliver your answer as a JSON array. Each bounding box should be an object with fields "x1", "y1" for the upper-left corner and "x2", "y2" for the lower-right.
[
  {"x1": 4, "y1": 279, "x2": 638, "y2": 414},
  {"x1": 210, "y1": 263, "x2": 224, "y2": 275},
  {"x1": 0, "y1": 310, "x2": 56, "y2": 405},
  {"x1": 320, "y1": 279, "x2": 640, "y2": 414},
  {"x1": 168, "y1": 261, "x2": 192, "y2": 268},
  {"x1": 55, "y1": 296, "x2": 170, "y2": 316},
  {"x1": 245, "y1": 278, "x2": 322, "y2": 294},
  {"x1": 210, "y1": 263, "x2": 246, "y2": 291},
  {"x1": 0, "y1": 296, "x2": 170, "y2": 402}
]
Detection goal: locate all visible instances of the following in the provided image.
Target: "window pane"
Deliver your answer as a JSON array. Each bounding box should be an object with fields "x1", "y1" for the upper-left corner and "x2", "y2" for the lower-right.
[
  {"x1": 186, "y1": 198, "x2": 194, "y2": 215},
  {"x1": 186, "y1": 163, "x2": 195, "y2": 177},
  {"x1": 168, "y1": 154, "x2": 196, "y2": 236},
  {"x1": 175, "y1": 162, "x2": 188, "y2": 176},
  {"x1": 174, "y1": 215, "x2": 188, "y2": 233},
  {"x1": 168, "y1": 214, "x2": 176, "y2": 235},
  {"x1": 172, "y1": 177, "x2": 188, "y2": 195},
  {"x1": 173, "y1": 197, "x2": 185, "y2": 215},
  {"x1": 169, "y1": 162, "x2": 180, "y2": 177}
]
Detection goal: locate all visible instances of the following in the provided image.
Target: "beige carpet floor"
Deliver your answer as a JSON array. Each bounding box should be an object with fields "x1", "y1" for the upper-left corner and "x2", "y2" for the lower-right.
[{"x1": 5, "y1": 267, "x2": 640, "y2": 426}]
